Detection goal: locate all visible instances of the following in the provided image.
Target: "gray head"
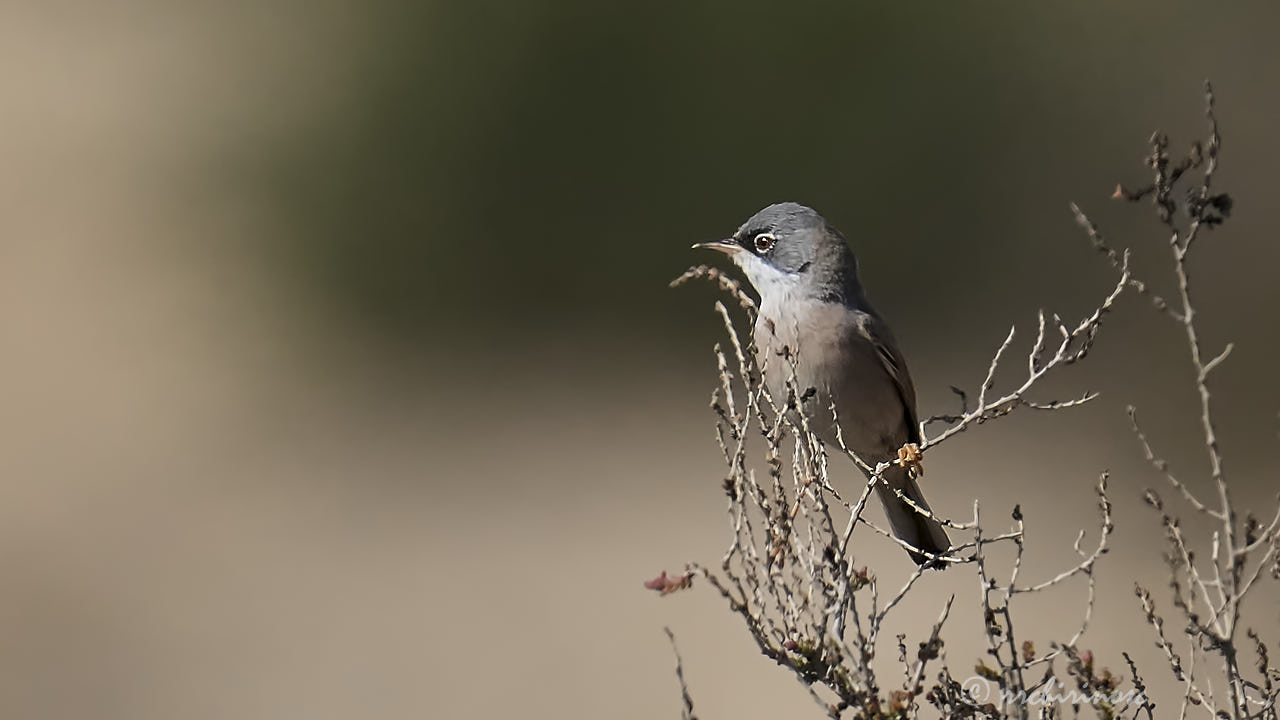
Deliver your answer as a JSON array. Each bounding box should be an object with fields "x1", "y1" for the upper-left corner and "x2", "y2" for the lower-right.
[{"x1": 694, "y1": 202, "x2": 862, "y2": 303}]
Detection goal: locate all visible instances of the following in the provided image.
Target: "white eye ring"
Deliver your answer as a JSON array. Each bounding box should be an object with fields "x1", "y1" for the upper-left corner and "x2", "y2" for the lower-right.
[{"x1": 753, "y1": 233, "x2": 776, "y2": 253}]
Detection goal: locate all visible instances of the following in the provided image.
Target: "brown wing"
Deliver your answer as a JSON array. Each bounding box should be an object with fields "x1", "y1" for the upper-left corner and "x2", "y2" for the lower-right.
[{"x1": 865, "y1": 317, "x2": 922, "y2": 445}]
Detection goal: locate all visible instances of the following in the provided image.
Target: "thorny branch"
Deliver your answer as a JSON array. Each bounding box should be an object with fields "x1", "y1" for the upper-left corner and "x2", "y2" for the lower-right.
[
  {"x1": 651, "y1": 85, "x2": 1276, "y2": 720},
  {"x1": 665, "y1": 628, "x2": 699, "y2": 720},
  {"x1": 660, "y1": 190, "x2": 1126, "y2": 720},
  {"x1": 1085, "y1": 82, "x2": 1278, "y2": 720}
]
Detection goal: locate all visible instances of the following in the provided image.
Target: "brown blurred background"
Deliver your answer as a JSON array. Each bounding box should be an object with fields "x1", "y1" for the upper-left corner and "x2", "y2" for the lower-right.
[{"x1": 2, "y1": 2, "x2": 1278, "y2": 718}]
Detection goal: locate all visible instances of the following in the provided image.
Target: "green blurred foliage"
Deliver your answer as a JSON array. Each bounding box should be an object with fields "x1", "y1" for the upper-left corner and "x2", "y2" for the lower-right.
[{"x1": 250, "y1": 0, "x2": 1280, "y2": 352}]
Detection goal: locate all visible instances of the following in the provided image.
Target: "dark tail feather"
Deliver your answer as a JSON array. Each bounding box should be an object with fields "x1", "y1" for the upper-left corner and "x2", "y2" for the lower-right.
[{"x1": 876, "y1": 470, "x2": 951, "y2": 566}]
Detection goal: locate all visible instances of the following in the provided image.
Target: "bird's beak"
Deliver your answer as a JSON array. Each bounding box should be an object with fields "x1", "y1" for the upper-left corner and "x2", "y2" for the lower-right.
[{"x1": 691, "y1": 238, "x2": 741, "y2": 255}]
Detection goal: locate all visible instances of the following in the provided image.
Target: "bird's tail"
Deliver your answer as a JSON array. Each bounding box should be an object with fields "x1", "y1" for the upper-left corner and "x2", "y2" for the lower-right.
[{"x1": 876, "y1": 468, "x2": 950, "y2": 566}]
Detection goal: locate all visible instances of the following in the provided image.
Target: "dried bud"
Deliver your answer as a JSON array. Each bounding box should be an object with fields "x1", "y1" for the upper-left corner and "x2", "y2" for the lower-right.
[
  {"x1": 975, "y1": 660, "x2": 1001, "y2": 681},
  {"x1": 984, "y1": 607, "x2": 1003, "y2": 636},
  {"x1": 917, "y1": 636, "x2": 942, "y2": 662},
  {"x1": 895, "y1": 443, "x2": 925, "y2": 478},
  {"x1": 851, "y1": 566, "x2": 873, "y2": 591},
  {"x1": 644, "y1": 567, "x2": 695, "y2": 596}
]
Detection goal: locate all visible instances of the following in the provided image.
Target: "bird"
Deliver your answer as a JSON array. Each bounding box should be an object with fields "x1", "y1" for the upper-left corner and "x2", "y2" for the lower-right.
[{"x1": 694, "y1": 202, "x2": 950, "y2": 565}]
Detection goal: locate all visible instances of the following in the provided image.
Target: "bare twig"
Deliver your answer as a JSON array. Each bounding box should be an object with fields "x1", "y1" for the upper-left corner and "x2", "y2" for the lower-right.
[
  {"x1": 655, "y1": 85, "x2": 1273, "y2": 720},
  {"x1": 664, "y1": 628, "x2": 699, "y2": 720}
]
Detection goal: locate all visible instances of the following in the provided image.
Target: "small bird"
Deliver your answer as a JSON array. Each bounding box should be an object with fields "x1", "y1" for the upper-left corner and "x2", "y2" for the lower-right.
[{"x1": 694, "y1": 202, "x2": 950, "y2": 565}]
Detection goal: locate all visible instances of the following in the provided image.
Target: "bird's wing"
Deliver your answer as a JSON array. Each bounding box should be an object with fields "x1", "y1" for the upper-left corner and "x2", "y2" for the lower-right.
[{"x1": 860, "y1": 315, "x2": 922, "y2": 445}]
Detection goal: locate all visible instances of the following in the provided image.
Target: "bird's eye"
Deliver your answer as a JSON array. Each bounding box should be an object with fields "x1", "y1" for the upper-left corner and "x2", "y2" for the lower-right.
[{"x1": 753, "y1": 233, "x2": 776, "y2": 253}]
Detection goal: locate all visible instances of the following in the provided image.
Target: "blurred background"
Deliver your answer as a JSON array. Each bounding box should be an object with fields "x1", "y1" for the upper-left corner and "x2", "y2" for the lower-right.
[{"x1": 2, "y1": 2, "x2": 1278, "y2": 718}]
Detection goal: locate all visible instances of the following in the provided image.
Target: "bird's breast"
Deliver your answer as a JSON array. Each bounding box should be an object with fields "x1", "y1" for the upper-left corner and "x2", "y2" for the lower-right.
[{"x1": 754, "y1": 300, "x2": 906, "y2": 460}]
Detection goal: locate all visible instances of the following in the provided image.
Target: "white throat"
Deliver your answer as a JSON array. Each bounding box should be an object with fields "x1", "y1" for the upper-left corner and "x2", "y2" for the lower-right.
[{"x1": 732, "y1": 251, "x2": 809, "y2": 312}]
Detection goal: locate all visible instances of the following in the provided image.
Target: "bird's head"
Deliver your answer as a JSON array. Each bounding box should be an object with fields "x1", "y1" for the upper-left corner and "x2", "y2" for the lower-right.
[{"x1": 694, "y1": 202, "x2": 859, "y2": 303}]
